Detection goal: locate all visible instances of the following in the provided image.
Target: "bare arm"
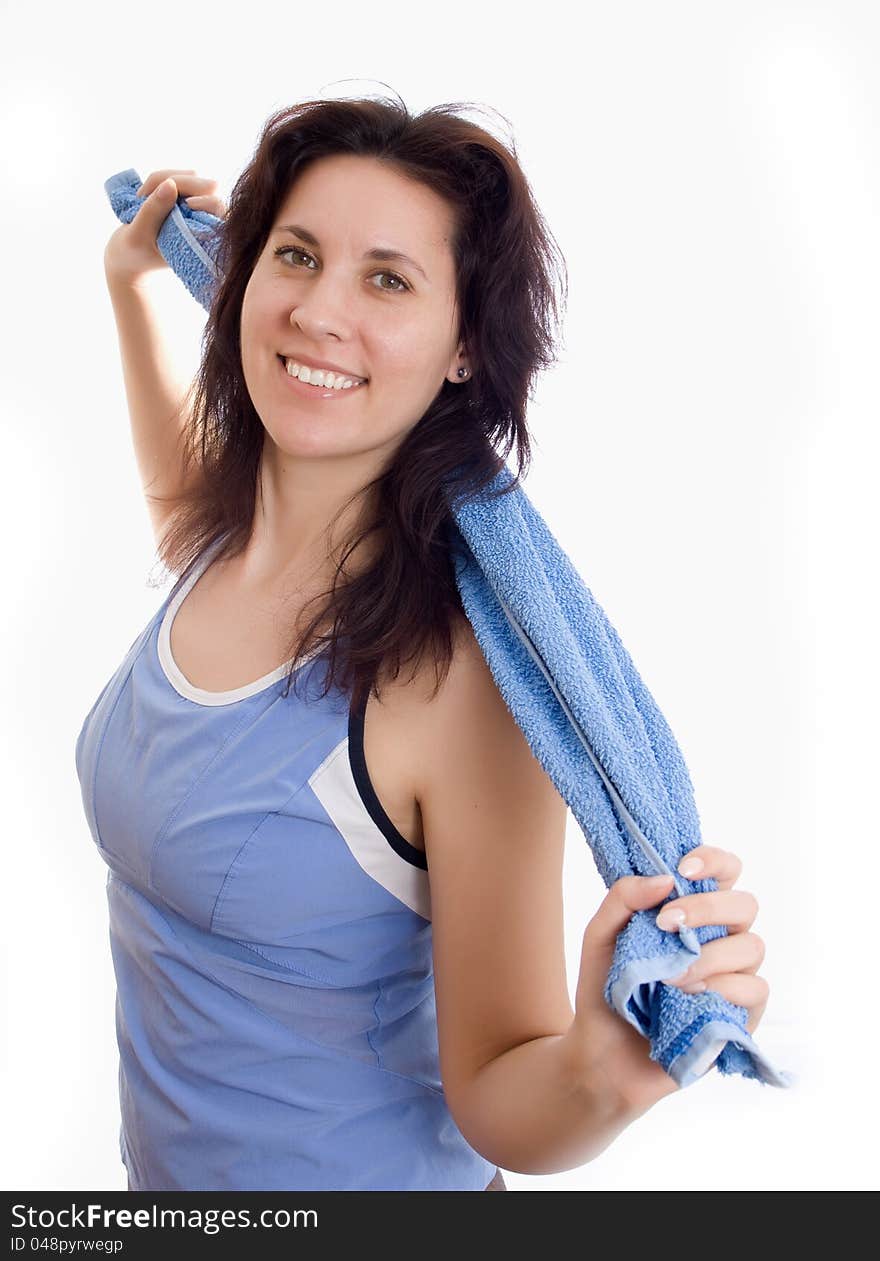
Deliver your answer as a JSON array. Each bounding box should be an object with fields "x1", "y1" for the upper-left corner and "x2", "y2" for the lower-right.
[
  {"x1": 103, "y1": 170, "x2": 224, "y2": 546},
  {"x1": 411, "y1": 621, "x2": 644, "y2": 1176},
  {"x1": 447, "y1": 1031, "x2": 638, "y2": 1176},
  {"x1": 105, "y1": 276, "x2": 198, "y2": 543}
]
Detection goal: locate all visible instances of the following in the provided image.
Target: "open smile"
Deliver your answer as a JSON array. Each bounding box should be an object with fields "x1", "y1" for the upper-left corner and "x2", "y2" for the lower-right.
[{"x1": 276, "y1": 355, "x2": 368, "y2": 401}]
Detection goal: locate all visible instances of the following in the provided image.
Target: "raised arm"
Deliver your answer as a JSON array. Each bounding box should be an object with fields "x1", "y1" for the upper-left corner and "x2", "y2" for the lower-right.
[{"x1": 103, "y1": 169, "x2": 225, "y2": 548}]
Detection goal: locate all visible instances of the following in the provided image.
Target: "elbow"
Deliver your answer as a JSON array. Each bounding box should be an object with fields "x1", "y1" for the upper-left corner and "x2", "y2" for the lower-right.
[{"x1": 444, "y1": 1034, "x2": 636, "y2": 1176}]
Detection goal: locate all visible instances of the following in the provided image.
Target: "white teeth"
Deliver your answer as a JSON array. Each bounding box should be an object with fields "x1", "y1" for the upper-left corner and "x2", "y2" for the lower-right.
[{"x1": 283, "y1": 358, "x2": 364, "y2": 390}]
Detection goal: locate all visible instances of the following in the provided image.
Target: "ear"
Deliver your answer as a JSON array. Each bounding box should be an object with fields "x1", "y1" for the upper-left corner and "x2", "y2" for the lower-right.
[{"x1": 446, "y1": 343, "x2": 473, "y2": 384}]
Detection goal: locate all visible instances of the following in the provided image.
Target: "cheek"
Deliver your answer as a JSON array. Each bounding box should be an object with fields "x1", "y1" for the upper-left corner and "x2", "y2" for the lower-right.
[
  {"x1": 373, "y1": 329, "x2": 448, "y2": 385},
  {"x1": 240, "y1": 281, "x2": 282, "y2": 337}
]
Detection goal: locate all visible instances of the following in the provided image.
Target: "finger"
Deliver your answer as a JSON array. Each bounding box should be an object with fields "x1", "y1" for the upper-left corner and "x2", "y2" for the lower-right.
[
  {"x1": 588, "y1": 874, "x2": 676, "y2": 950},
  {"x1": 685, "y1": 972, "x2": 770, "y2": 1034},
  {"x1": 127, "y1": 178, "x2": 181, "y2": 232},
  {"x1": 182, "y1": 194, "x2": 227, "y2": 216},
  {"x1": 136, "y1": 169, "x2": 199, "y2": 193},
  {"x1": 666, "y1": 931, "x2": 765, "y2": 986},
  {"x1": 575, "y1": 874, "x2": 676, "y2": 1014},
  {"x1": 656, "y1": 887, "x2": 758, "y2": 934},
  {"x1": 676, "y1": 845, "x2": 743, "y2": 890},
  {"x1": 135, "y1": 171, "x2": 218, "y2": 198}
]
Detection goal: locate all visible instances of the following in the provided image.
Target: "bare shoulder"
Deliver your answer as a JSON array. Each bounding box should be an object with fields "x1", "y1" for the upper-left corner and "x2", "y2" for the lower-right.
[
  {"x1": 407, "y1": 612, "x2": 495, "y2": 709},
  {"x1": 381, "y1": 613, "x2": 500, "y2": 779},
  {"x1": 366, "y1": 612, "x2": 517, "y2": 833},
  {"x1": 405, "y1": 611, "x2": 537, "y2": 797}
]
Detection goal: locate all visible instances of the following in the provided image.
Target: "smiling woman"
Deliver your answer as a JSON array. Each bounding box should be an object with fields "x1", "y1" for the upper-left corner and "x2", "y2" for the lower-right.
[
  {"x1": 235, "y1": 149, "x2": 480, "y2": 546},
  {"x1": 145, "y1": 97, "x2": 567, "y2": 723},
  {"x1": 90, "y1": 92, "x2": 569, "y2": 1192}
]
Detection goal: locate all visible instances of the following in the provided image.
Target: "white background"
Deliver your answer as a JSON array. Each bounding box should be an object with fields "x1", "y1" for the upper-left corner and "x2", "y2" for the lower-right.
[{"x1": 1, "y1": 0, "x2": 876, "y2": 1192}]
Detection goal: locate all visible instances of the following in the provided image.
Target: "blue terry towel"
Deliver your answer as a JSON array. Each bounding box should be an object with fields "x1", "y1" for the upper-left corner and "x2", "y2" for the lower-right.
[{"x1": 104, "y1": 168, "x2": 795, "y2": 1091}]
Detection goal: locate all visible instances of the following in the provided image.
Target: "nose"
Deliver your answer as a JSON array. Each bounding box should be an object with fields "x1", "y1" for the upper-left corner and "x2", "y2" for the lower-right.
[{"x1": 288, "y1": 273, "x2": 356, "y2": 341}]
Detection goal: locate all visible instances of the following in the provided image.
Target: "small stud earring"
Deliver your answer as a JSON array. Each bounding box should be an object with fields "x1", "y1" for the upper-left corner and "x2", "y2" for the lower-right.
[{"x1": 457, "y1": 367, "x2": 469, "y2": 378}]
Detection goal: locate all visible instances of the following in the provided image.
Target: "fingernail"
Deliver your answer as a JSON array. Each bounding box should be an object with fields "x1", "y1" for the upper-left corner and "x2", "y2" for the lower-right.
[
  {"x1": 656, "y1": 907, "x2": 687, "y2": 931},
  {"x1": 678, "y1": 856, "x2": 703, "y2": 877}
]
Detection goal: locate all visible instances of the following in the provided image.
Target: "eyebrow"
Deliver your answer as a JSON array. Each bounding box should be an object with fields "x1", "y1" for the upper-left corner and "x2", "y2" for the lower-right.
[{"x1": 274, "y1": 223, "x2": 429, "y2": 282}]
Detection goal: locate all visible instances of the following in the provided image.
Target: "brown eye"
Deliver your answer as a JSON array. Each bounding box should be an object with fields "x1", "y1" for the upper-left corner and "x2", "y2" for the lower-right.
[
  {"x1": 372, "y1": 272, "x2": 409, "y2": 293},
  {"x1": 273, "y1": 245, "x2": 314, "y2": 268},
  {"x1": 272, "y1": 245, "x2": 410, "y2": 293}
]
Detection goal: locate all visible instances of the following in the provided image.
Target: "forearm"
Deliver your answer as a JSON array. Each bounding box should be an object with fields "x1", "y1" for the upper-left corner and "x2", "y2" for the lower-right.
[
  {"x1": 105, "y1": 275, "x2": 196, "y2": 500},
  {"x1": 449, "y1": 1029, "x2": 640, "y2": 1176}
]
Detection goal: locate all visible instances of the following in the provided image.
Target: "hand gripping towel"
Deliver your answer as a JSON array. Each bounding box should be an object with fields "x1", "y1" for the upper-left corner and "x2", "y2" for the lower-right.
[{"x1": 104, "y1": 168, "x2": 796, "y2": 1091}]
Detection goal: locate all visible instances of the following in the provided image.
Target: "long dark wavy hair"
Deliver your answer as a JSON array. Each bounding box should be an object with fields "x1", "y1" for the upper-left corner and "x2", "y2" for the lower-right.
[{"x1": 153, "y1": 91, "x2": 568, "y2": 713}]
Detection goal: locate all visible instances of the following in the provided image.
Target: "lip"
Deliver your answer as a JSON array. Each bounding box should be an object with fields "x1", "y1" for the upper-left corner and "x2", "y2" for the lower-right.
[
  {"x1": 278, "y1": 351, "x2": 368, "y2": 383},
  {"x1": 276, "y1": 354, "x2": 368, "y2": 400}
]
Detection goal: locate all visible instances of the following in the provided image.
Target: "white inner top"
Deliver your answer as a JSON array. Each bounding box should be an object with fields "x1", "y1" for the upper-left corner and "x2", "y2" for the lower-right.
[{"x1": 156, "y1": 535, "x2": 321, "y2": 707}]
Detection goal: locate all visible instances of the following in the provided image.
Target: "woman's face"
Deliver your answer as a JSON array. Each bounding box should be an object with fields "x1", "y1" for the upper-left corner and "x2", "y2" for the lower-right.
[{"x1": 240, "y1": 153, "x2": 467, "y2": 464}]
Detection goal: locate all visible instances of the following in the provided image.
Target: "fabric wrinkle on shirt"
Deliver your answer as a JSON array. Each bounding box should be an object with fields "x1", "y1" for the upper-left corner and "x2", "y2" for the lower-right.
[{"x1": 75, "y1": 531, "x2": 496, "y2": 1192}]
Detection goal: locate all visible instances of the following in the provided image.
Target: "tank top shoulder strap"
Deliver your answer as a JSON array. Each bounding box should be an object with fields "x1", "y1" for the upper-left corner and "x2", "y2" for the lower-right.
[{"x1": 155, "y1": 529, "x2": 231, "y2": 617}]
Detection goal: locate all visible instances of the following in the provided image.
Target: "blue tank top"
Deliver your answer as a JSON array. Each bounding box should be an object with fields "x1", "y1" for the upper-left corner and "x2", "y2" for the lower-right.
[{"x1": 74, "y1": 531, "x2": 497, "y2": 1192}]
